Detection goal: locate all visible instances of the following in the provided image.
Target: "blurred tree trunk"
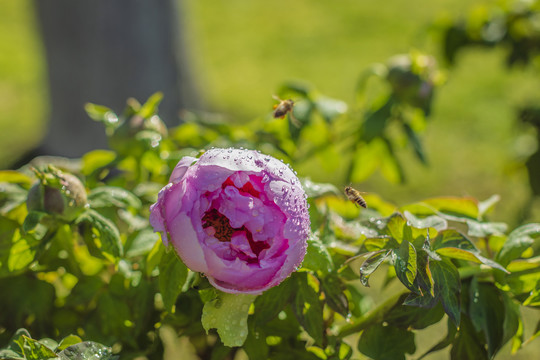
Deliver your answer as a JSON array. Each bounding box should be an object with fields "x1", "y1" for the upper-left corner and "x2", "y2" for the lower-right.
[{"x1": 34, "y1": 0, "x2": 199, "y2": 158}]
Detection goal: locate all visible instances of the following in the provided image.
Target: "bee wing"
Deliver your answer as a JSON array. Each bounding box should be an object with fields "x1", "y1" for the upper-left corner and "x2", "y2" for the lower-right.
[{"x1": 272, "y1": 94, "x2": 282, "y2": 102}]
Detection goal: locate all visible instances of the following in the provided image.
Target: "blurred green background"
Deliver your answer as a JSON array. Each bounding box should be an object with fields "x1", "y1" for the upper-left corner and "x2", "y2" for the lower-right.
[{"x1": 1, "y1": 0, "x2": 540, "y2": 225}]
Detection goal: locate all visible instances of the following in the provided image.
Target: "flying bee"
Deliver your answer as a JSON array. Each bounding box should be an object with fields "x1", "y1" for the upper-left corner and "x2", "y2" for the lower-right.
[
  {"x1": 344, "y1": 186, "x2": 367, "y2": 208},
  {"x1": 272, "y1": 95, "x2": 300, "y2": 127}
]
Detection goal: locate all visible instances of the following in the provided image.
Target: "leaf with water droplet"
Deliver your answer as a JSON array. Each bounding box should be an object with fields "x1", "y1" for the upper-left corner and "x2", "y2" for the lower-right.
[
  {"x1": 201, "y1": 291, "x2": 257, "y2": 347},
  {"x1": 393, "y1": 239, "x2": 419, "y2": 293},
  {"x1": 358, "y1": 250, "x2": 391, "y2": 287}
]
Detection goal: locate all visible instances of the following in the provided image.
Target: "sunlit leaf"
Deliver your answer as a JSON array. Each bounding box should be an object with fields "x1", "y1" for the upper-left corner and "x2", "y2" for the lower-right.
[
  {"x1": 358, "y1": 250, "x2": 391, "y2": 286},
  {"x1": 303, "y1": 233, "x2": 334, "y2": 275},
  {"x1": 158, "y1": 250, "x2": 188, "y2": 313},
  {"x1": 77, "y1": 209, "x2": 123, "y2": 258},
  {"x1": 0, "y1": 171, "x2": 33, "y2": 186},
  {"x1": 88, "y1": 186, "x2": 142, "y2": 210},
  {"x1": 201, "y1": 291, "x2": 256, "y2": 347},
  {"x1": 497, "y1": 223, "x2": 540, "y2": 267},
  {"x1": 57, "y1": 341, "x2": 118, "y2": 360},
  {"x1": 393, "y1": 239, "x2": 418, "y2": 293}
]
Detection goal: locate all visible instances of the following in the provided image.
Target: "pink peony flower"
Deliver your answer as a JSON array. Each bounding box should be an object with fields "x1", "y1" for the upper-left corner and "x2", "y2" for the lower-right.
[{"x1": 150, "y1": 148, "x2": 310, "y2": 294}]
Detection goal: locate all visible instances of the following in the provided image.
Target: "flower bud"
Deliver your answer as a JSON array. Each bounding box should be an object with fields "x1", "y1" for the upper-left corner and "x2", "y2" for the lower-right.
[{"x1": 27, "y1": 167, "x2": 88, "y2": 222}]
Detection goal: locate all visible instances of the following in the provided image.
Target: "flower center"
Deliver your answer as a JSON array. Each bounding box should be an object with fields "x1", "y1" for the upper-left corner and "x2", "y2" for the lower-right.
[
  {"x1": 202, "y1": 208, "x2": 234, "y2": 242},
  {"x1": 202, "y1": 208, "x2": 270, "y2": 261}
]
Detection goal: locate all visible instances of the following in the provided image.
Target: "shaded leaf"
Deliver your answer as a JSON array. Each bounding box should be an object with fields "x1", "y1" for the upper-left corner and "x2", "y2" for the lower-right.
[
  {"x1": 417, "y1": 319, "x2": 457, "y2": 359},
  {"x1": 431, "y1": 259, "x2": 461, "y2": 327},
  {"x1": 468, "y1": 278, "x2": 505, "y2": 358},
  {"x1": 450, "y1": 316, "x2": 488, "y2": 360},
  {"x1": 292, "y1": 273, "x2": 324, "y2": 345},
  {"x1": 320, "y1": 272, "x2": 349, "y2": 317},
  {"x1": 253, "y1": 277, "x2": 294, "y2": 325},
  {"x1": 357, "y1": 323, "x2": 416, "y2": 360}
]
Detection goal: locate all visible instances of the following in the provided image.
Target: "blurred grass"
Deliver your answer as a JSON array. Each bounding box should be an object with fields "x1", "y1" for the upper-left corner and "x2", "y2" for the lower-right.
[
  {"x1": 1, "y1": 0, "x2": 540, "y2": 226},
  {"x1": 0, "y1": 0, "x2": 48, "y2": 168}
]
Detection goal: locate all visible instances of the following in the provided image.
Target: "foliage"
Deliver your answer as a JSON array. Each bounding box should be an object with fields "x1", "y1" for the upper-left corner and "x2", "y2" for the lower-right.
[
  {"x1": 0, "y1": 89, "x2": 539, "y2": 359},
  {"x1": 439, "y1": 0, "x2": 540, "y2": 202}
]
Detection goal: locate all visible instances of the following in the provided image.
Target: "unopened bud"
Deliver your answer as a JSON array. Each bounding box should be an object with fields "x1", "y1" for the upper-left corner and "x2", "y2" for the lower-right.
[{"x1": 27, "y1": 167, "x2": 88, "y2": 222}]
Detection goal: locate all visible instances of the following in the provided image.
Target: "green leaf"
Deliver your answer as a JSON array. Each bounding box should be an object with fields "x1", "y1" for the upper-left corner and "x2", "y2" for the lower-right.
[
  {"x1": 303, "y1": 233, "x2": 333, "y2": 274},
  {"x1": 417, "y1": 319, "x2": 457, "y2": 359},
  {"x1": 56, "y1": 335, "x2": 83, "y2": 351},
  {"x1": 88, "y1": 186, "x2": 142, "y2": 210},
  {"x1": 22, "y1": 211, "x2": 47, "y2": 233},
  {"x1": 81, "y1": 150, "x2": 116, "y2": 176},
  {"x1": 78, "y1": 209, "x2": 123, "y2": 258},
  {"x1": 434, "y1": 230, "x2": 508, "y2": 272},
  {"x1": 468, "y1": 278, "x2": 505, "y2": 358},
  {"x1": 253, "y1": 277, "x2": 294, "y2": 325},
  {"x1": 21, "y1": 336, "x2": 56, "y2": 360},
  {"x1": 431, "y1": 259, "x2": 461, "y2": 327},
  {"x1": 450, "y1": 316, "x2": 488, "y2": 360},
  {"x1": 497, "y1": 223, "x2": 540, "y2": 267},
  {"x1": 385, "y1": 213, "x2": 407, "y2": 244},
  {"x1": 386, "y1": 298, "x2": 444, "y2": 330},
  {"x1": 380, "y1": 137, "x2": 405, "y2": 184},
  {"x1": 393, "y1": 239, "x2": 418, "y2": 293},
  {"x1": 57, "y1": 341, "x2": 118, "y2": 360},
  {"x1": 7, "y1": 230, "x2": 41, "y2": 273},
  {"x1": 84, "y1": 103, "x2": 118, "y2": 127},
  {"x1": 139, "y1": 92, "x2": 164, "y2": 118},
  {"x1": 243, "y1": 318, "x2": 269, "y2": 360},
  {"x1": 416, "y1": 249, "x2": 435, "y2": 296},
  {"x1": 158, "y1": 250, "x2": 188, "y2": 313},
  {"x1": 301, "y1": 178, "x2": 340, "y2": 199},
  {"x1": 0, "y1": 183, "x2": 28, "y2": 216},
  {"x1": 357, "y1": 323, "x2": 416, "y2": 360},
  {"x1": 292, "y1": 272, "x2": 324, "y2": 345},
  {"x1": 0, "y1": 171, "x2": 33, "y2": 186},
  {"x1": 314, "y1": 96, "x2": 347, "y2": 123},
  {"x1": 201, "y1": 291, "x2": 256, "y2": 347},
  {"x1": 466, "y1": 219, "x2": 507, "y2": 237},
  {"x1": 358, "y1": 250, "x2": 391, "y2": 286},
  {"x1": 125, "y1": 229, "x2": 160, "y2": 258},
  {"x1": 402, "y1": 121, "x2": 428, "y2": 164},
  {"x1": 403, "y1": 211, "x2": 447, "y2": 231},
  {"x1": 320, "y1": 272, "x2": 349, "y2": 317}
]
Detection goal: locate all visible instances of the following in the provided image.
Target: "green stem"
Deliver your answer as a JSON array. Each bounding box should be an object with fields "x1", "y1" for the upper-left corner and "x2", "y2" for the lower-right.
[{"x1": 338, "y1": 291, "x2": 406, "y2": 337}]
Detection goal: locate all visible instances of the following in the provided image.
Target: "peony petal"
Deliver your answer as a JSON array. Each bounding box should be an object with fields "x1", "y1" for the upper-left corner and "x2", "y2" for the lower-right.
[
  {"x1": 168, "y1": 213, "x2": 208, "y2": 273},
  {"x1": 170, "y1": 156, "x2": 197, "y2": 183}
]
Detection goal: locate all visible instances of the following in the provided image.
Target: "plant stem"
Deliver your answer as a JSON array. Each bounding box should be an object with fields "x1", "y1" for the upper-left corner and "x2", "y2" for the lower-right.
[{"x1": 338, "y1": 290, "x2": 406, "y2": 337}]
